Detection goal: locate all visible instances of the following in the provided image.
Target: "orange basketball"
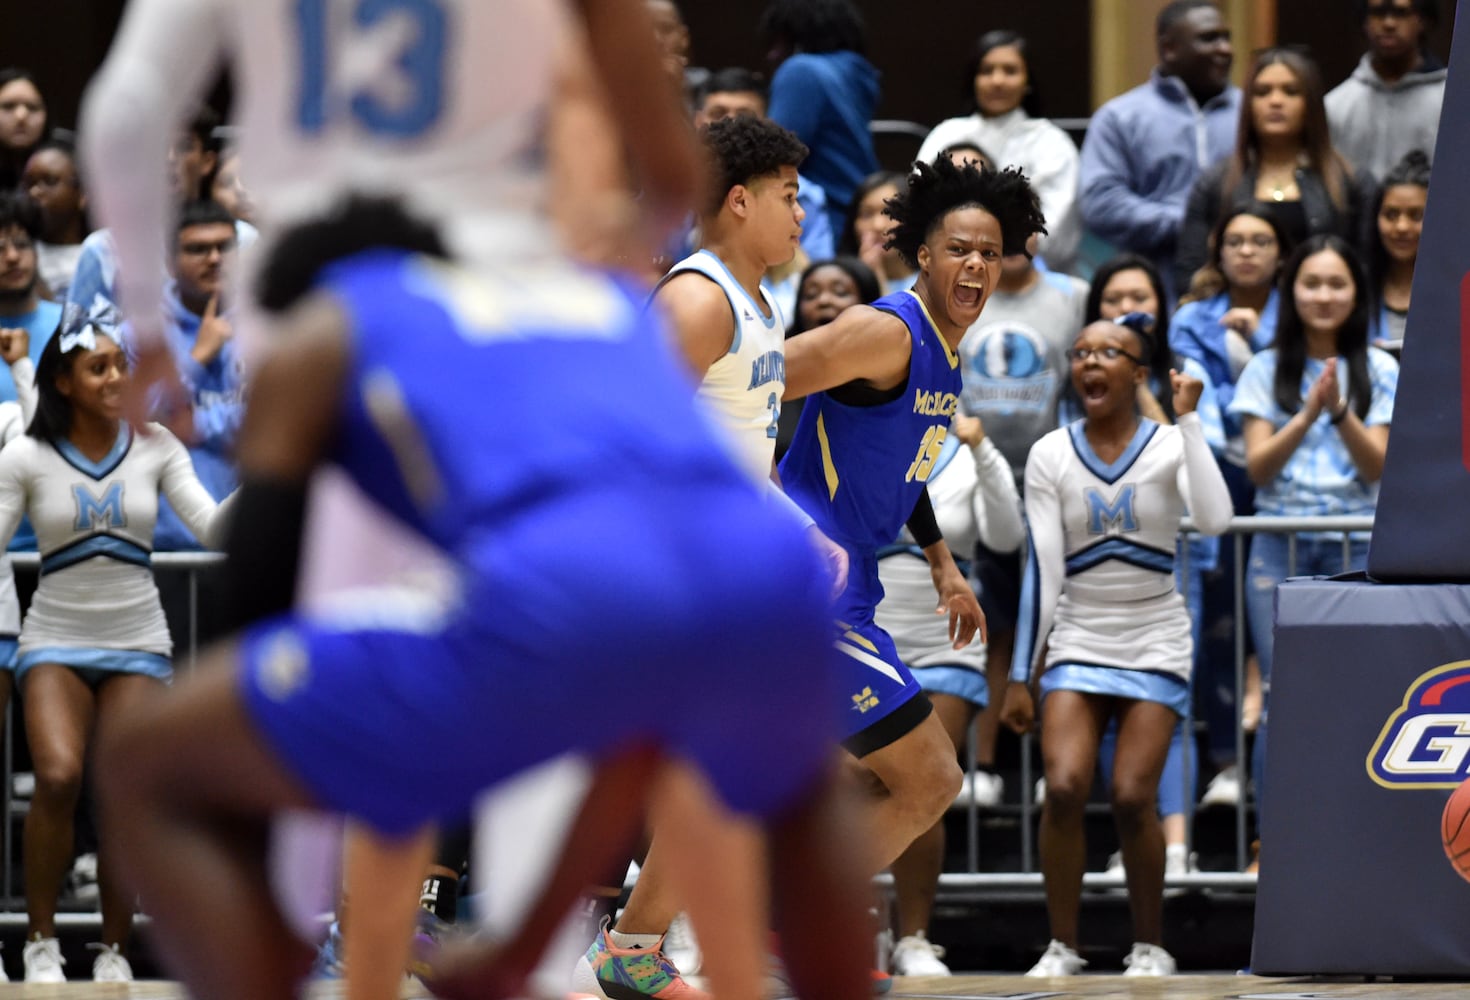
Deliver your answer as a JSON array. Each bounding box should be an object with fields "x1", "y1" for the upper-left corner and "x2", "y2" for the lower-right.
[{"x1": 1442, "y1": 778, "x2": 1470, "y2": 882}]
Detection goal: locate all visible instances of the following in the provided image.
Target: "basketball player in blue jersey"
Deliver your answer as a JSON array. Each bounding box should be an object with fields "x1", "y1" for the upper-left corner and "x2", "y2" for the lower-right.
[
  {"x1": 573, "y1": 114, "x2": 849, "y2": 1000},
  {"x1": 779, "y1": 157, "x2": 1047, "y2": 876},
  {"x1": 94, "y1": 195, "x2": 871, "y2": 1000}
]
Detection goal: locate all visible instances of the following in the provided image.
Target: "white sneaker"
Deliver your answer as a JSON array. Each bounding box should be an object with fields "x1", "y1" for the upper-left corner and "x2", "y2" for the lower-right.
[
  {"x1": 90, "y1": 943, "x2": 133, "y2": 983},
  {"x1": 1104, "y1": 851, "x2": 1125, "y2": 876},
  {"x1": 23, "y1": 936, "x2": 65, "y2": 983},
  {"x1": 1200, "y1": 765, "x2": 1241, "y2": 808},
  {"x1": 69, "y1": 852, "x2": 100, "y2": 905},
  {"x1": 951, "y1": 771, "x2": 1003, "y2": 809},
  {"x1": 1164, "y1": 844, "x2": 1198, "y2": 877},
  {"x1": 663, "y1": 911, "x2": 702, "y2": 976},
  {"x1": 1122, "y1": 942, "x2": 1176, "y2": 976},
  {"x1": 1025, "y1": 939, "x2": 1086, "y2": 977},
  {"x1": 890, "y1": 932, "x2": 951, "y2": 976}
]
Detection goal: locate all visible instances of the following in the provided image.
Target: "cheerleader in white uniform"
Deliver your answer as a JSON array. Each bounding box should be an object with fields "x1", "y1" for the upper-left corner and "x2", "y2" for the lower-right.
[
  {"x1": 0, "y1": 320, "x2": 232, "y2": 984},
  {"x1": 1001, "y1": 316, "x2": 1231, "y2": 978}
]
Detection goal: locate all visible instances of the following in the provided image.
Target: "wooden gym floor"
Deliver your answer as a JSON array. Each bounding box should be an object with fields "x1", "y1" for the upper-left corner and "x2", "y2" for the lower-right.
[{"x1": 9, "y1": 976, "x2": 1470, "y2": 999}]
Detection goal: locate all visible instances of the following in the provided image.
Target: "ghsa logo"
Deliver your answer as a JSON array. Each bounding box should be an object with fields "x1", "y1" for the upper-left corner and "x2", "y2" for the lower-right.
[{"x1": 1367, "y1": 660, "x2": 1470, "y2": 789}]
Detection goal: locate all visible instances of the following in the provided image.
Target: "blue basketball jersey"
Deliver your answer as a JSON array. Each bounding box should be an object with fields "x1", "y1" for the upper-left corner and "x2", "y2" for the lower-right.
[
  {"x1": 319, "y1": 251, "x2": 747, "y2": 565},
  {"x1": 780, "y1": 290, "x2": 962, "y2": 554}
]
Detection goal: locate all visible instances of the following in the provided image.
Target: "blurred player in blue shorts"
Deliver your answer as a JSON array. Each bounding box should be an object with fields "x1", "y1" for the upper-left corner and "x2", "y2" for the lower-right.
[{"x1": 95, "y1": 195, "x2": 871, "y2": 1000}]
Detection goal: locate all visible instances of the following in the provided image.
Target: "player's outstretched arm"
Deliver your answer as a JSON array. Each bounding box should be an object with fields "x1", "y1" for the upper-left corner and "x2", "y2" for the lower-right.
[{"x1": 782, "y1": 306, "x2": 912, "y2": 401}]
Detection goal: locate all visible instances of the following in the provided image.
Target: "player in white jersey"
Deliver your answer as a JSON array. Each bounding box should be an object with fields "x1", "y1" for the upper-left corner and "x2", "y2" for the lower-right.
[
  {"x1": 572, "y1": 112, "x2": 840, "y2": 1000},
  {"x1": 0, "y1": 318, "x2": 231, "y2": 984},
  {"x1": 1000, "y1": 317, "x2": 1231, "y2": 978},
  {"x1": 79, "y1": 0, "x2": 699, "y2": 345}
]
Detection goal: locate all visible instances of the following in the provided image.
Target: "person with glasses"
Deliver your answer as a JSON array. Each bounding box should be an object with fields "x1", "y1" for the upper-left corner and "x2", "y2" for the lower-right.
[
  {"x1": 1001, "y1": 312, "x2": 1231, "y2": 978},
  {"x1": 66, "y1": 107, "x2": 259, "y2": 323},
  {"x1": 1174, "y1": 209, "x2": 1290, "y2": 464},
  {"x1": 1170, "y1": 209, "x2": 1291, "y2": 809},
  {"x1": 0, "y1": 192, "x2": 60, "y2": 403},
  {"x1": 146, "y1": 199, "x2": 242, "y2": 563},
  {"x1": 1176, "y1": 47, "x2": 1378, "y2": 295},
  {"x1": 1326, "y1": 0, "x2": 1444, "y2": 184}
]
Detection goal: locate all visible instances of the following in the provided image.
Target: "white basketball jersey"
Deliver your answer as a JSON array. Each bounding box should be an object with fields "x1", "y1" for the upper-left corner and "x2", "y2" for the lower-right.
[
  {"x1": 660, "y1": 251, "x2": 787, "y2": 485},
  {"x1": 220, "y1": 0, "x2": 571, "y2": 263}
]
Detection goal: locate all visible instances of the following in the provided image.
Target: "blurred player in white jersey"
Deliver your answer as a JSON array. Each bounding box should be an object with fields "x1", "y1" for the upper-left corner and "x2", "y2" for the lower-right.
[{"x1": 78, "y1": 2, "x2": 700, "y2": 997}]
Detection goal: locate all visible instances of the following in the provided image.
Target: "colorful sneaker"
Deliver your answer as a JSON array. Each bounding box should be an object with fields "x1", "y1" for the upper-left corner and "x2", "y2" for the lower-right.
[
  {"x1": 1122, "y1": 942, "x2": 1177, "y2": 977},
  {"x1": 1025, "y1": 939, "x2": 1086, "y2": 977},
  {"x1": 90, "y1": 943, "x2": 133, "y2": 983},
  {"x1": 23, "y1": 936, "x2": 65, "y2": 983},
  {"x1": 570, "y1": 919, "x2": 710, "y2": 1000},
  {"x1": 890, "y1": 932, "x2": 950, "y2": 976}
]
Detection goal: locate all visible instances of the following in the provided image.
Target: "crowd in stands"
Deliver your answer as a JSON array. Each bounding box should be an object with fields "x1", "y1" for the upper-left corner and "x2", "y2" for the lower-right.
[{"x1": 0, "y1": 0, "x2": 1442, "y2": 982}]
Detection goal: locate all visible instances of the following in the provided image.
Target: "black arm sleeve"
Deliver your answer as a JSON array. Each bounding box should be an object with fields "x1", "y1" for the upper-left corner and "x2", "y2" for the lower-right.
[
  {"x1": 221, "y1": 475, "x2": 308, "y2": 633},
  {"x1": 906, "y1": 488, "x2": 942, "y2": 550}
]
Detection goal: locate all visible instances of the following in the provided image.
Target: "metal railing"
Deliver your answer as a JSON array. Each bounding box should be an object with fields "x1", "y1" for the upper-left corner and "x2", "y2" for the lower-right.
[
  {"x1": 936, "y1": 513, "x2": 1373, "y2": 896},
  {"x1": 0, "y1": 552, "x2": 223, "y2": 909},
  {"x1": 0, "y1": 518, "x2": 1370, "y2": 915}
]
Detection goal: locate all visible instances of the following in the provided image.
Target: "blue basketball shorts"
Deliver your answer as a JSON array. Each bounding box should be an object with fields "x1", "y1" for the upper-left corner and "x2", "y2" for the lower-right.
[
  {"x1": 238, "y1": 483, "x2": 841, "y2": 837},
  {"x1": 831, "y1": 552, "x2": 931, "y2": 757}
]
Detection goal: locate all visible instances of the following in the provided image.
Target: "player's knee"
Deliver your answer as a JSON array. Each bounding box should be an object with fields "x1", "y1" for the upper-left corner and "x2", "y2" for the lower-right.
[
  {"x1": 1042, "y1": 770, "x2": 1090, "y2": 820},
  {"x1": 905, "y1": 749, "x2": 962, "y2": 823},
  {"x1": 31, "y1": 755, "x2": 84, "y2": 809},
  {"x1": 1109, "y1": 780, "x2": 1158, "y2": 830}
]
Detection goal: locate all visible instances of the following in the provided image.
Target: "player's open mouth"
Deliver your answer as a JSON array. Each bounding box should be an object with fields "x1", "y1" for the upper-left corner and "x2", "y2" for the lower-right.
[
  {"x1": 954, "y1": 280, "x2": 984, "y2": 308},
  {"x1": 1080, "y1": 374, "x2": 1109, "y2": 402}
]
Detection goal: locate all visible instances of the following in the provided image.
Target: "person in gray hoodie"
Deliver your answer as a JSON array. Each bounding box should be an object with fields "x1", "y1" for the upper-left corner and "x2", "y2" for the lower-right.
[{"x1": 1325, "y1": 0, "x2": 1446, "y2": 182}]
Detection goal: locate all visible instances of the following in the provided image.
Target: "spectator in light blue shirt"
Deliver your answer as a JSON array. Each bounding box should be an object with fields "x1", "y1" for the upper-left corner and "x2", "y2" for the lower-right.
[
  {"x1": 67, "y1": 106, "x2": 256, "y2": 321},
  {"x1": 0, "y1": 192, "x2": 62, "y2": 553},
  {"x1": 1080, "y1": 1, "x2": 1239, "y2": 301},
  {"x1": 1172, "y1": 207, "x2": 1289, "y2": 471},
  {"x1": 1229, "y1": 234, "x2": 1397, "y2": 817},
  {"x1": 142, "y1": 199, "x2": 244, "y2": 553}
]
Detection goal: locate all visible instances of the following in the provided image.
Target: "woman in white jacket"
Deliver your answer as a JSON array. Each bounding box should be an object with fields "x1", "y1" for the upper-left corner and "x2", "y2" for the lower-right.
[{"x1": 917, "y1": 29, "x2": 1082, "y2": 273}]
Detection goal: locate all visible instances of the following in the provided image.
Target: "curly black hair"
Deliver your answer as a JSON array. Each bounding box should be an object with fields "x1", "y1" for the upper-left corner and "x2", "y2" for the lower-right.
[
  {"x1": 256, "y1": 193, "x2": 446, "y2": 314},
  {"x1": 700, "y1": 115, "x2": 808, "y2": 216},
  {"x1": 883, "y1": 157, "x2": 1046, "y2": 268}
]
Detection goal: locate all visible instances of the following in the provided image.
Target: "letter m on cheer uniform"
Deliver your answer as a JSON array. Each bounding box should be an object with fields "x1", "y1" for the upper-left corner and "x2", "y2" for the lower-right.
[
  {"x1": 1085, "y1": 484, "x2": 1137, "y2": 535},
  {"x1": 73, "y1": 483, "x2": 125, "y2": 531}
]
